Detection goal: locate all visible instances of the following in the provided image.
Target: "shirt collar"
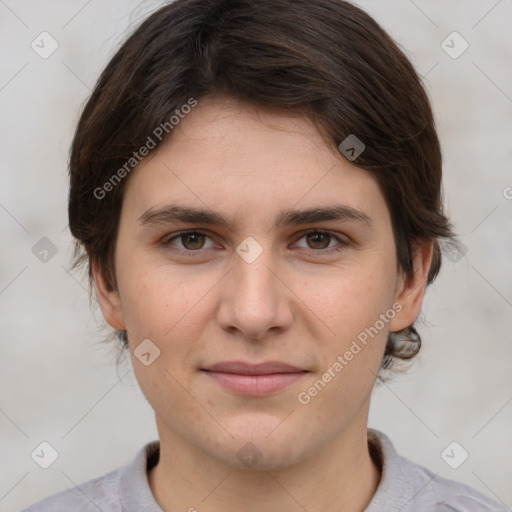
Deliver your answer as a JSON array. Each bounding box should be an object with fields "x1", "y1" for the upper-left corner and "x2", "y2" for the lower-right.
[{"x1": 119, "y1": 440, "x2": 163, "y2": 512}]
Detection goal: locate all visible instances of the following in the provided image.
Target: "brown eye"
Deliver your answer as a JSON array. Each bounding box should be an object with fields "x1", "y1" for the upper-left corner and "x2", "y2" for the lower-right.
[
  {"x1": 180, "y1": 232, "x2": 206, "y2": 250},
  {"x1": 305, "y1": 232, "x2": 332, "y2": 250},
  {"x1": 165, "y1": 230, "x2": 216, "y2": 252},
  {"x1": 293, "y1": 230, "x2": 347, "y2": 255}
]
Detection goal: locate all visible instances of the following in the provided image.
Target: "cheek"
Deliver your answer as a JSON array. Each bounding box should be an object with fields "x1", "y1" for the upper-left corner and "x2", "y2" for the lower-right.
[
  {"x1": 310, "y1": 266, "x2": 395, "y2": 339},
  {"x1": 295, "y1": 274, "x2": 393, "y2": 416},
  {"x1": 120, "y1": 268, "x2": 210, "y2": 411},
  {"x1": 305, "y1": 265, "x2": 396, "y2": 391},
  {"x1": 117, "y1": 260, "x2": 220, "y2": 364},
  {"x1": 121, "y1": 274, "x2": 189, "y2": 337}
]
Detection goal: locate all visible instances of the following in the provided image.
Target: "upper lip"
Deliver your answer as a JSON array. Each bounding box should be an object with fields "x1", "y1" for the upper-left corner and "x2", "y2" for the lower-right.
[{"x1": 202, "y1": 361, "x2": 307, "y2": 375}]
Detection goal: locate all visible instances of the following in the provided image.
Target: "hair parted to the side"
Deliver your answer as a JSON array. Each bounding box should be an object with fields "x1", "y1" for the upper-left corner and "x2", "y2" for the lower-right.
[{"x1": 68, "y1": 0, "x2": 454, "y2": 375}]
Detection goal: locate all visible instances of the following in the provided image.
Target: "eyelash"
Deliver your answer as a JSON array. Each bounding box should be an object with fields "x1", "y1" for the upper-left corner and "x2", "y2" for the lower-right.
[{"x1": 162, "y1": 229, "x2": 348, "y2": 257}]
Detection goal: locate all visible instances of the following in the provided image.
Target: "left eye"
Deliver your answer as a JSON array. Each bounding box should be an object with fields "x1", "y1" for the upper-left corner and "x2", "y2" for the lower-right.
[{"x1": 293, "y1": 231, "x2": 344, "y2": 251}]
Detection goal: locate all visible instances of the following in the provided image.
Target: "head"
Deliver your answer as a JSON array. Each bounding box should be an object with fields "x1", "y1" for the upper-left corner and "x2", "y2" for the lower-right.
[{"x1": 68, "y1": 0, "x2": 453, "y2": 469}]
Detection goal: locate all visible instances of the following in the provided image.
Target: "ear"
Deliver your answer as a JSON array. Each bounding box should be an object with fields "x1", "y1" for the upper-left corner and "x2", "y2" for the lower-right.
[
  {"x1": 92, "y1": 260, "x2": 126, "y2": 331},
  {"x1": 389, "y1": 240, "x2": 433, "y2": 332}
]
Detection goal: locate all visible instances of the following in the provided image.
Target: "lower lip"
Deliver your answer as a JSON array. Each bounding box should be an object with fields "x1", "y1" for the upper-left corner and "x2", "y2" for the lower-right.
[{"x1": 202, "y1": 371, "x2": 306, "y2": 396}]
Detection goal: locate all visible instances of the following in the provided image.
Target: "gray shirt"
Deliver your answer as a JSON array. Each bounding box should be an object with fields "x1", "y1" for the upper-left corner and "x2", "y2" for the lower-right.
[{"x1": 21, "y1": 429, "x2": 507, "y2": 511}]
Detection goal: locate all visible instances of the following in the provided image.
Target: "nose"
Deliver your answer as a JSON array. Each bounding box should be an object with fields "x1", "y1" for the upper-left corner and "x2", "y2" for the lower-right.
[{"x1": 215, "y1": 244, "x2": 294, "y2": 341}]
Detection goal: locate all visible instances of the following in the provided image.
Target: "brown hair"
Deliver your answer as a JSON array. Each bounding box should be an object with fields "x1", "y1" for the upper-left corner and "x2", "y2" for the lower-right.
[{"x1": 68, "y1": 0, "x2": 454, "y2": 371}]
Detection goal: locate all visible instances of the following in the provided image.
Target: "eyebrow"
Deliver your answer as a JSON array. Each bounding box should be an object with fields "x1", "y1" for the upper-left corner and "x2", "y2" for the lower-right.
[{"x1": 138, "y1": 204, "x2": 372, "y2": 231}]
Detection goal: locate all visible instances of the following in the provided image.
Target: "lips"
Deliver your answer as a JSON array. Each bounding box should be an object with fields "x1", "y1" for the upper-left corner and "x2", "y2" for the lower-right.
[
  {"x1": 203, "y1": 361, "x2": 306, "y2": 375},
  {"x1": 201, "y1": 361, "x2": 308, "y2": 396}
]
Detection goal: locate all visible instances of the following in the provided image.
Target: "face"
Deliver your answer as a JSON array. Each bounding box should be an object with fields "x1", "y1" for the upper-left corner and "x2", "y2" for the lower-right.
[{"x1": 95, "y1": 96, "x2": 430, "y2": 471}]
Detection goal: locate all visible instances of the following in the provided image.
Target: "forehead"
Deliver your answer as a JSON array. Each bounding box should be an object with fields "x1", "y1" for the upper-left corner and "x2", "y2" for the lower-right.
[{"x1": 121, "y1": 97, "x2": 388, "y2": 230}]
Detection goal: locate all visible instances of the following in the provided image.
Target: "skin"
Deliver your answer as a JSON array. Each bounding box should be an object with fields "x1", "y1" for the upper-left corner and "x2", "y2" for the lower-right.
[{"x1": 94, "y1": 96, "x2": 432, "y2": 512}]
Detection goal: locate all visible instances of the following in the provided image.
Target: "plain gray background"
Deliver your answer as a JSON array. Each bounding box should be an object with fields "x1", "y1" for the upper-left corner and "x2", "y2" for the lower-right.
[{"x1": 1, "y1": 0, "x2": 511, "y2": 510}]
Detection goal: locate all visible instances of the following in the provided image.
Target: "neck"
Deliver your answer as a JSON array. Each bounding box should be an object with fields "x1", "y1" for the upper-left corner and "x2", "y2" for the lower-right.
[{"x1": 148, "y1": 421, "x2": 381, "y2": 512}]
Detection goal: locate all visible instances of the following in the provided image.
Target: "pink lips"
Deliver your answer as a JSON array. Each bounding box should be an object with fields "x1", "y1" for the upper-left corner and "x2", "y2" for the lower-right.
[{"x1": 201, "y1": 361, "x2": 307, "y2": 397}]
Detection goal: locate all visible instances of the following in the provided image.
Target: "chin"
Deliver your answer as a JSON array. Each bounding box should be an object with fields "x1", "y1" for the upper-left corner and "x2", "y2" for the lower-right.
[
  {"x1": 219, "y1": 442, "x2": 306, "y2": 473},
  {"x1": 208, "y1": 417, "x2": 310, "y2": 472}
]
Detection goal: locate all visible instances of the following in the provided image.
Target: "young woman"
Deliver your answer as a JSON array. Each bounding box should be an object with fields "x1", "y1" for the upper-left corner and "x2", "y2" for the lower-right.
[{"x1": 22, "y1": 0, "x2": 507, "y2": 510}]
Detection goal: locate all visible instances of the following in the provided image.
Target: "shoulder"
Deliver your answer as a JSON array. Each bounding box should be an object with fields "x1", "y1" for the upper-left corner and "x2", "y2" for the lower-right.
[
  {"x1": 20, "y1": 441, "x2": 161, "y2": 512},
  {"x1": 399, "y1": 455, "x2": 507, "y2": 511},
  {"x1": 366, "y1": 429, "x2": 508, "y2": 512},
  {"x1": 19, "y1": 468, "x2": 122, "y2": 512}
]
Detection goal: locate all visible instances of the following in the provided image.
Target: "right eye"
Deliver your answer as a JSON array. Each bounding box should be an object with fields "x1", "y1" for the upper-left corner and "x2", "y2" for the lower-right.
[{"x1": 164, "y1": 230, "x2": 218, "y2": 252}]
